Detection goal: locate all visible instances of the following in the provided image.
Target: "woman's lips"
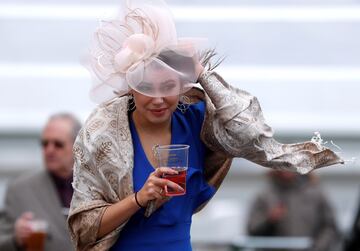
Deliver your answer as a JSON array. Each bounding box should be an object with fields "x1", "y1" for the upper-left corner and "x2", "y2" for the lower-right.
[{"x1": 149, "y1": 108, "x2": 167, "y2": 117}]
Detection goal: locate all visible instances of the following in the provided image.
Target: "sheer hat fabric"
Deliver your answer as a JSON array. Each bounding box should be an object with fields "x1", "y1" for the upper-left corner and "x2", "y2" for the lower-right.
[{"x1": 86, "y1": 0, "x2": 204, "y2": 103}]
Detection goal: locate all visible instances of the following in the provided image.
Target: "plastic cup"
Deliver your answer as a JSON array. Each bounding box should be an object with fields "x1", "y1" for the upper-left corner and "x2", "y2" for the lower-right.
[
  {"x1": 25, "y1": 219, "x2": 48, "y2": 251},
  {"x1": 155, "y1": 144, "x2": 189, "y2": 196}
]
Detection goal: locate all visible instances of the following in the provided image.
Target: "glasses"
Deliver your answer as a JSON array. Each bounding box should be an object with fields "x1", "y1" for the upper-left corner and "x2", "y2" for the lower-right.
[{"x1": 40, "y1": 139, "x2": 65, "y2": 149}]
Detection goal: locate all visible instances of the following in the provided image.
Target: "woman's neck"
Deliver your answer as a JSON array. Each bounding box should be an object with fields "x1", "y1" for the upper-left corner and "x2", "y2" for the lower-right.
[
  {"x1": 132, "y1": 111, "x2": 171, "y2": 135},
  {"x1": 132, "y1": 110, "x2": 172, "y2": 168}
]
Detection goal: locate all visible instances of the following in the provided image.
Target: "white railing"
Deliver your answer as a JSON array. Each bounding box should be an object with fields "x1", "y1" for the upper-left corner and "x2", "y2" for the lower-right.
[{"x1": 192, "y1": 235, "x2": 312, "y2": 251}]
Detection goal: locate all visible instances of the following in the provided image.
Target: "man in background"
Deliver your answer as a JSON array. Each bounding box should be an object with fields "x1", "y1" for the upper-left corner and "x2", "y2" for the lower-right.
[
  {"x1": 247, "y1": 170, "x2": 341, "y2": 251},
  {"x1": 0, "y1": 113, "x2": 81, "y2": 251},
  {"x1": 344, "y1": 190, "x2": 360, "y2": 251}
]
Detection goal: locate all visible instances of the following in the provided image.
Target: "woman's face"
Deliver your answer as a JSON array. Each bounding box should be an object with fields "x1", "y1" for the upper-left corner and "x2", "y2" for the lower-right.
[{"x1": 131, "y1": 68, "x2": 181, "y2": 125}]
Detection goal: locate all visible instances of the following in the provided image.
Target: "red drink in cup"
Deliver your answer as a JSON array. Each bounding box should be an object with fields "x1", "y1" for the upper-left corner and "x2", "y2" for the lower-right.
[
  {"x1": 155, "y1": 144, "x2": 189, "y2": 196},
  {"x1": 25, "y1": 232, "x2": 46, "y2": 251},
  {"x1": 25, "y1": 219, "x2": 48, "y2": 251},
  {"x1": 162, "y1": 167, "x2": 187, "y2": 196}
]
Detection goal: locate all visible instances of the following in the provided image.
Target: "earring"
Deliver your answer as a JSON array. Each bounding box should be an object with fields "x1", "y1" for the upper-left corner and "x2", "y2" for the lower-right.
[
  {"x1": 128, "y1": 94, "x2": 136, "y2": 111},
  {"x1": 177, "y1": 95, "x2": 190, "y2": 113}
]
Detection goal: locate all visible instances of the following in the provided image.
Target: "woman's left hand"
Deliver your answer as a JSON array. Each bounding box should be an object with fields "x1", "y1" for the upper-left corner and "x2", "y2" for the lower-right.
[
  {"x1": 191, "y1": 53, "x2": 204, "y2": 81},
  {"x1": 195, "y1": 60, "x2": 204, "y2": 81}
]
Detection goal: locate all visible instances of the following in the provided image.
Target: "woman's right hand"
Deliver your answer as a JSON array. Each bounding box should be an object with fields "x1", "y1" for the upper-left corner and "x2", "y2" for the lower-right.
[
  {"x1": 136, "y1": 167, "x2": 184, "y2": 207},
  {"x1": 97, "y1": 167, "x2": 185, "y2": 238}
]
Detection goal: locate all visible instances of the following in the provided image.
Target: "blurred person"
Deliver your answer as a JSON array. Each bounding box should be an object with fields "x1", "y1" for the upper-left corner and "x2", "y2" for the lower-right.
[
  {"x1": 67, "y1": 1, "x2": 342, "y2": 250},
  {"x1": 344, "y1": 190, "x2": 360, "y2": 251},
  {"x1": 247, "y1": 170, "x2": 341, "y2": 251},
  {"x1": 0, "y1": 113, "x2": 81, "y2": 251}
]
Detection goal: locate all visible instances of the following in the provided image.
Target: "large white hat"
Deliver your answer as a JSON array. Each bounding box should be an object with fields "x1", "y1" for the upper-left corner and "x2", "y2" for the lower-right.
[{"x1": 86, "y1": 0, "x2": 204, "y2": 103}]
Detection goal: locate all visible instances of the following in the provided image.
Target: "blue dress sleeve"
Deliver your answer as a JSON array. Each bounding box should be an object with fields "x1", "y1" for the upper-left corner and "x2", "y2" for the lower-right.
[{"x1": 183, "y1": 101, "x2": 216, "y2": 212}]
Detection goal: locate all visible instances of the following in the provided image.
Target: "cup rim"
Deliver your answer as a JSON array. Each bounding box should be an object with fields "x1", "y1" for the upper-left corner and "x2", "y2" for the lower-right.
[
  {"x1": 29, "y1": 219, "x2": 48, "y2": 232},
  {"x1": 155, "y1": 144, "x2": 190, "y2": 151}
]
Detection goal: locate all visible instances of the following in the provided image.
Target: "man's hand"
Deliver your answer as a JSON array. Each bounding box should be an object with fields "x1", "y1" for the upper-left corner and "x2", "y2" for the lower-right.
[{"x1": 14, "y1": 212, "x2": 34, "y2": 247}]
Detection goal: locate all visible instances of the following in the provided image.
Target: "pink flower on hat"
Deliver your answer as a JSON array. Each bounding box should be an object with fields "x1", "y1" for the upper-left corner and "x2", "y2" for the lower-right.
[{"x1": 114, "y1": 34, "x2": 155, "y2": 74}]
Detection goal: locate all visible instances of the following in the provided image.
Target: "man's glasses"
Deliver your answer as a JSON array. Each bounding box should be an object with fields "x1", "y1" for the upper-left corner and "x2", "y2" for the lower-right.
[{"x1": 40, "y1": 139, "x2": 65, "y2": 149}]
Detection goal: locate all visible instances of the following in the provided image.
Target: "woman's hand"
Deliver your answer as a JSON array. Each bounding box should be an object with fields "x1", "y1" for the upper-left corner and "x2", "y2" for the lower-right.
[
  {"x1": 97, "y1": 167, "x2": 183, "y2": 238},
  {"x1": 136, "y1": 167, "x2": 184, "y2": 207},
  {"x1": 193, "y1": 54, "x2": 205, "y2": 81},
  {"x1": 195, "y1": 60, "x2": 205, "y2": 81}
]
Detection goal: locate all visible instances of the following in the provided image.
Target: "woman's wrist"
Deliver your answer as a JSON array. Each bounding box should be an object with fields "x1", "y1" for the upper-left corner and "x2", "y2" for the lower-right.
[
  {"x1": 134, "y1": 192, "x2": 146, "y2": 209},
  {"x1": 197, "y1": 70, "x2": 213, "y2": 85}
]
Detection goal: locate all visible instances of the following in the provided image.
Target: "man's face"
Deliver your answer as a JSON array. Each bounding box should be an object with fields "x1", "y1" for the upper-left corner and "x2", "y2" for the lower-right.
[{"x1": 41, "y1": 119, "x2": 74, "y2": 178}]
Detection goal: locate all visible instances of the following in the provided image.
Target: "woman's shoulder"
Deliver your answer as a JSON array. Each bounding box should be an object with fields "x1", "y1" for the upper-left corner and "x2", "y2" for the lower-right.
[
  {"x1": 178, "y1": 100, "x2": 205, "y2": 119},
  {"x1": 73, "y1": 96, "x2": 134, "y2": 177},
  {"x1": 174, "y1": 100, "x2": 206, "y2": 134},
  {"x1": 86, "y1": 96, "x2": 127, "y2": 124},
  {"x1": 76, "y1": 96, "x2": 131, "y2": 149},
  {"x1": 188, "y1": 100, "x2": 206, "y2": 114}
]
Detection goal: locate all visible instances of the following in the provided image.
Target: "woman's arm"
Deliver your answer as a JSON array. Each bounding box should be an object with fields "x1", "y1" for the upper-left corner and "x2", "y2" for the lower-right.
[
  {"x1": 198, "y1": 70, "x2": 343, "y2": 174},
  {"x1": 98, "y1": 167, "x2": 184, "y2": 238},
  {"x1": 97, "y1": 194, "x2": 139, "y2": 238}
]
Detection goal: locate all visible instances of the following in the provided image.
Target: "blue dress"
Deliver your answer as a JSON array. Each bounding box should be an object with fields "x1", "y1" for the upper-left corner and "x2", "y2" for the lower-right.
[{"x1": 110, "y1": 101, "x2": 216, "y2": 251}]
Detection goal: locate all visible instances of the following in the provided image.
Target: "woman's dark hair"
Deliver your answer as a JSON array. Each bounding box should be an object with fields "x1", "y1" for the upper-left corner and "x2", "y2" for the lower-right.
[
  {"x1": 156, "y1": 49, "x2": 224, "y2": 84},
  {"x1": 157, "y1": 50, "x2": 196, "y2": 78}
]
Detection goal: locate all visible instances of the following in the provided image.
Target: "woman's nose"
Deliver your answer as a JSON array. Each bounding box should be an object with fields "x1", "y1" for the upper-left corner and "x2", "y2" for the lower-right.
[{"x1": 152, "y1": 97, "x2": 165, "y2": 104}]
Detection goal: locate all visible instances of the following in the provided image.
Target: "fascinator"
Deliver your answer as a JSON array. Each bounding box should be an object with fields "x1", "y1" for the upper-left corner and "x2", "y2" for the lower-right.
[{"x1": 86, "y1": 0, "x2": 202, "y2": 103}]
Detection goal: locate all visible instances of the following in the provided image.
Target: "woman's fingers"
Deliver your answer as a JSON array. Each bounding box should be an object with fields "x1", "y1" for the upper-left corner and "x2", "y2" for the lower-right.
[
  {"x1": 151, "y1": 176, "x2": 184, "y2": 193},
  {"x1": 138, "y1": 167, "x2": 184, "y2": 204},
  {"x1": 147, "y1": 173, "x2": 184, "y2": 193},
  {"x1": 153, "y1": 167, "x2": 178, "y2": 177},
  {"x1": 164, "y1": 180, "x2": 184, "y2": 193},
  {"x1": 147, "y1": 187, "x2": 163, "y2": 200}
]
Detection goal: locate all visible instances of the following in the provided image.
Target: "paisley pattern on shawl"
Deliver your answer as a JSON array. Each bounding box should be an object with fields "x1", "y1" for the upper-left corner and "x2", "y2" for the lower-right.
[{"x1": 69, "y1": 97, "x2": 135, "y2": 250}]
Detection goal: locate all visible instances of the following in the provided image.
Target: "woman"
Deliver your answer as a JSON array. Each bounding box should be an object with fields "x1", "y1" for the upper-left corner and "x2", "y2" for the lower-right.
[{"x1": 68, "y1": 1, "x2": 343, "y2": 250}]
